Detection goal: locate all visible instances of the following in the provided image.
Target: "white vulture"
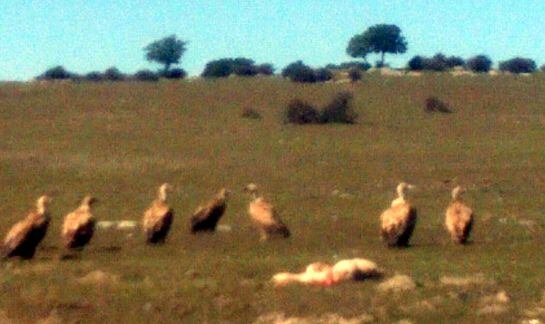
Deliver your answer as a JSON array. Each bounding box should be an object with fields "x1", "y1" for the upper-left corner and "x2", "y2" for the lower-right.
[
  {"x1": 190, "y1": 188, "x2": 229, "y2": 233},
  {"x1": 244, "y1": 183, "x2": 290, "y2": 241},
  {"x1": 445, "y1": 186, "x2": 473, "y2": 244},
  {"x1": 3, "y1": 195, "x2": 52, "y2": 259},
  {"x1": 62, "y1": 195, "x2": 98, "y2": 250},
  {"x1": 380, "y1": 182, "x2": 417, "y2": 247},
  {"x1": 142, "y1": 183, "x2": 174, "y2": 244}
]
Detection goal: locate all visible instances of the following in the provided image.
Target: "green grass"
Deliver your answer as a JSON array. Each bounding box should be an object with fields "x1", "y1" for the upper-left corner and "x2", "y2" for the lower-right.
[{"x1": 1, "y1": 74, "x2": 545, "y2": 322}]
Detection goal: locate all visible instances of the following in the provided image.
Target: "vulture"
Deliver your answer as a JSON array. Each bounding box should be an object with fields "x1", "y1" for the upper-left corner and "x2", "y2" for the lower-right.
[
  {"x1": 3, "y1": 195, "x2": 52, "y2": 259},
  {"x1": 62, "y1": 195, "x2": 98, "y2": 250},
  {"x1": 445, "y1": 186, "x2": 473, "y2": 244},
  {"x1": 244, "y1": 183, "x2": 290, "y2": 241},
  {"x1": 142, "y1": 183, "x2": 174, "y2": 244},
  {"x1": 190, "y1": 188, "x2": 229, "y2": 233},
  {"x1": 380, "y1": 182, "x2": 417, "y2": 247}
]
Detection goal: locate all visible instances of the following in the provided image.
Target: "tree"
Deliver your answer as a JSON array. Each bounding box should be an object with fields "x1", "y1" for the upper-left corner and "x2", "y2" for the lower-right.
[
  {"x1": 499, "y1": 57, "x2": 536, "y2": 74},
  {"x1": 348, "y1": 24, "x2": 407, "y2": 67},
  {"x1": 144, "y1": 35, "x2": 187, "y2": 72}
]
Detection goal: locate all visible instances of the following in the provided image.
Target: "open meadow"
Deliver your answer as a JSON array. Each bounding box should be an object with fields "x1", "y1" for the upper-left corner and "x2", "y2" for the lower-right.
[{"x1": 1, "y1": 74, "x2": 545, "y2": 323}]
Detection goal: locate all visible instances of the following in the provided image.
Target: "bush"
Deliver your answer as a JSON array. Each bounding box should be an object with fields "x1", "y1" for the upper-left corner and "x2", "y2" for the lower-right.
[
  {"x1": 426, "y1": 54, "x2": 449, "y2": 71},
  {"x1": 446, "y1": 56, "x2": 465, "y2": 68},
  {"x1": 407, "y1": 56, "x2": 425, "y2": 71},
  {"x1": 348, "y1": 68, "x2": 362, "y2": 82},
  {"x1": 103, "y1": 67, "x2": 125, "y2": 81},
  {"x1": 162, "y1": 68, "x2": 187, "y2": 79},
  {"x1": 326, "y1": 62, "x2": 371, "y2": 71},
  {"x1": 133, "y1": 70, "x2": 159, "y2": 81},
  {"x1": 241, "y1": 107, "x2": 262, "y2": 119},
  {"x1": 320, "y1": 92, "x2": 357, "y2": 123},
  {"x1": 38, "y1": 66, "x2": 73, "y2": 80},
  {"x1": 465, "y1": 55, "x2": 492, "y2": 73},
  {"x1": 499, "y1": 57, "x2": 537, "y2": 74},
  {"x1": 202, "y1": 59, "x2": 233, "y2": 78},
  {"x1": 424, "y1": 96, "x2": 453, "y2": 113},
  {"x1": 314, "y1": 68, "x2": 333, "y2": 82},
  {"x1": 83, "y1": 71, "x2": 104, "y2": 82},
  {"x1": 281, "y1": 61, "x2": 316, "y2": 83},
  {"x1": 233, "y1": 64, "x2": 259, "y2": 76},
  {"x1": 284, "y1": 99, "x2": 320, "y2": 124},
  {"x1": 257, "y1": 63, "x2": 275, "y2": 75}
]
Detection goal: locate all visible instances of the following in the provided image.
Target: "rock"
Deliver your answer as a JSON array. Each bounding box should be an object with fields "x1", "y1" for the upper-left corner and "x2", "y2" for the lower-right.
[{"x1": 377, "y1": 275, "x2": 416, "y2": 293}]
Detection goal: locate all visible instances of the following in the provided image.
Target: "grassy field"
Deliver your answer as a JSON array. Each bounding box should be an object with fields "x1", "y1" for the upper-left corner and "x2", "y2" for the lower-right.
[{"x1": 1, "y1": 74, "x2": 545, "y2": 323}]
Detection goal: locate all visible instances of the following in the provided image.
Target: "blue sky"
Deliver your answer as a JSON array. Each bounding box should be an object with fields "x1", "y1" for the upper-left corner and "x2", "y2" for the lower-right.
[{"x1": 1, "y1": 0, "x2": 544, "y2": 80}]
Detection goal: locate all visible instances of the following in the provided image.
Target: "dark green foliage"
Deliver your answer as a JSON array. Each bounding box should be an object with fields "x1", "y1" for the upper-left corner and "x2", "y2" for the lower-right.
[
  {"x1": 241, "y1": 107, "x2": 262, "y2": 119},
  {"x1": 314, "y1": 68, "x2": 333, "y2": 82},
  {"x1": 281, "y1": 61, "x2": 316, "y2": 83},
  {"x1": 348, "y1": 24, "x2": 407, "y2": 66},
  {"x1": 408, "y1": 56, "x2": 425, "y2": 71},
  {"x1": 326, "y1": 61, "x2": 371, "y2": 71},
  {"x1": 233, "y1": 64, "x2": 259, "y2": 77},
  {"x1": 37, "y1": 66, "x2": 74, "y2": 80},
  {"x1": 144, "y1": 35, "x2": 187, "y2": 72},
  {"x1": 446, "y1": 56, "x2": 465, "y2": 68},
  {"x1": 284, "y1": 99, "x2": 320, "y2": 124},
  {"x1": 103, "y1": 67, "x2": 125, "y2": 81},
  {"x1": 133, "y1": 70, "x2": 159, "y2": 81},
  {"x1": 499, "y1": 57, "x2": 537, "y2": 74},
  {"x1": 425, "y1": 96, "x2": 453, "y2": 113},
  {"x1": 201, "y1": 57, "x2": 263, "y2": 78},
  {"x1": 202, "y1": 59, "x2": 234, "y2": 78},
  {"x1": 408, "y1": 54, "x2": 465, "y2": 71},
  {"x1": 320, "y1": 92, "x2": 357, "y2": 123},
  {"x1": 348, "y1": 67, "x2": 362, "y2": 82},
  {"x1": 465, "y1": 55, "x2": 493, "y2": 73},
  {"x1": 541, "y1": 64, "x2": 545, "y2": 72},
  {"x1": 161, "y1": 68, "x2": 187, "y2": 79},
  {"x1": 84, "y1": 71, "x2": 104, "y2": 82},
  {"x1": 257, "y1": 63, "x2": 275, "y2": 75}
]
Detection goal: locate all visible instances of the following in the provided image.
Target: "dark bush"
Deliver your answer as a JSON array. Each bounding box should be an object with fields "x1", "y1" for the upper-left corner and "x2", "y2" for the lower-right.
[
  {"x1": 541, "y1": 64, "x2": 545, "y2": 72},
  {"x1": 257, "y1": 63, "x2": 275, "y2": 75},
  {"x1": 465, "y1": 55, "x2": 492, "y2": 73},
  {"x1": 314, "y1": 68, "x2": 333, "y2": 82},
  {"x1": 281, "y1": 61, "x2": 316, "y2": 83},
  {"x1": 426, "y1": 54, "x2": 449, "y2": 71},
  {"x1": 103, "y1": 67, "x2": 125, "y2": 81},
  {"x1": 320, "y1": 92, "x2": 357, "y2": 123},
  {"x1": 38, "y1": 66, "x2": 73, "y2": 80},
  {"x1": 133, "y1": 70, "x2": 159, "y2": 81},
  {"x1": 201, "y1": 59, "x2": 234, "y2": 78},
  {"x1": 446, "y1": 56, "x2": 465, "y2": 68},
  {"x1": 284, "y1": 99, "x2": 320, "y2": 124},
  {"x1": 348, "y1": 67, "x2": 362, "y2": 82},
  {"x1": 83, "y1": 71, "x2": 104, "y2": 82},
  {"x1": 424, "y1": 96, "x2": 453, "y2": 113},
  {"x1": 326, "y1": 61, "x2": 371, "y2": 71},
  {"x1": 162, "y1": 68, "x2": 187, "y2": 79},
  {"x1": 499, "y1": 57, "x2": 537, "y2": 74},
  {"x1": 233, "y1": 64, "x2": 259, "y2": 76},
  {"x1": 408, "y1": 56, "x2": 425, "y2": 71},
  {"x1": 241, "y1": 107, "x2": 262, "y2": 119}
]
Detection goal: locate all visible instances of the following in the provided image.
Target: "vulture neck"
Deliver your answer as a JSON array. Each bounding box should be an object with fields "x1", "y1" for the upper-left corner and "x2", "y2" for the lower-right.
[
  {"x1": 36, "y1": 201, "x2": 47, "y2": 214},
  {"x1": 158, "y1": 188, "x2": 168, "y2": 203},
  {"x1": 391, "y1": 190, "x2": 407, "y2": 207}
]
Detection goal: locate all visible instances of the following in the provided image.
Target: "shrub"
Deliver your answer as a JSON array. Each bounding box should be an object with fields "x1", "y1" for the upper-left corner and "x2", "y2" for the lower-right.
[
  {"x1": 314, "y1": 68, "x2": 333, "y2": 82},
  {"x1": 408, "y1": 56, "x2": 425, "y2": 71},
  {"x1": 233, "y1": 64, "x2": 259, "y2": 76},
  {"x1": 327, "y1": 62, "x2": 371, "y2": 71},
  {"x1": 162, "y1": 68, "x2": 187, "y2": 79},
  {"x1": 348, "y1": 67, "x2": 362, "y2": 82},
  {"x1": 320, "y1": 92, "x2": 357, "y2": 123},
  {"x1": 257, "y1": 63, "x2": 275, "y2": 75},
  {"x1": 201, "y1": 59, "x2": 234, "y2": 78},
  {"x1": 241, "y1": 107, "x2": 262, "y2": 119},
  {"x1": 424, "y1": 96, "x2": 453, "y2": 113},
  {"x1": 284, "y1": 99, "x2": 320, "y2": 124},
  {"x1": 499, "y1": 57, "x2": 537, "y2": 74},
  {"x1": 465, "y1": 55, "x2": 492, "y2": 73},
  {"x1": 38, "y1": 66, "x2": 73, "y2": 80},
  {"x1": 103, "y1": 67, "x2": 125, "y2": 81},
  {"x1": 133, "y1": 69, "x2": 159, "y2": 81},
  {"x1": 281, "y1": 61, "x2": 316, "y2": 83},
  {"x1": 84, "y1": 71, "x2": 104, "y2": 82},
  {"x1": 426, "y1": 54, "x2": 449, "y2": 71},
  {"x1": 446, "y1": 56, "x2": 465, "y2": 68}
]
